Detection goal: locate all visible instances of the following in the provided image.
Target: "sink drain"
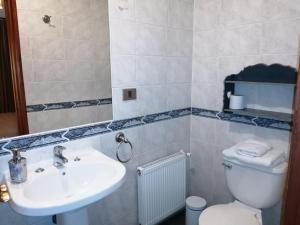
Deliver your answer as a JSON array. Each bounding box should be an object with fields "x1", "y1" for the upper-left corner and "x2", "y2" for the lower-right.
[{"x1": 35, "y1": 168, "x2": 45, "y2": 173}]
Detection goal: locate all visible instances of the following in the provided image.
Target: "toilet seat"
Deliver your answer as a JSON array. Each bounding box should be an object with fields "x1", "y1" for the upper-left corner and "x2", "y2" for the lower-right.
[{"x1": 198, "y1": 202, "x2": 261, "y2": 225}]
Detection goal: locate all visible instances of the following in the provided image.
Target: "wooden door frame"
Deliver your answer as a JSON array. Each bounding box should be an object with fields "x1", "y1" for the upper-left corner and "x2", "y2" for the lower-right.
[
  {"x1": 281, "y1": 56, "x2": 300, "y2": 225},
  {"x1": 3, "y1": 0, "x2": 28, "y2": 135}
]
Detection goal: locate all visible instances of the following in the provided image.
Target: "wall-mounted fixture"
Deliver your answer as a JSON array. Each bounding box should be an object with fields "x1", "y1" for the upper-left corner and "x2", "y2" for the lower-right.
[
  {"x1": 117, "y1": 0, "x2": 129, "y2": 11},
  {"x1": 42, "y1": 15, "x2": 55, "y2": 27},
  {"x1": 223, "y1": 64, "x2": 297, "y2": 122},
  {"x1": 0, "y1": 184, "x2": 10, "y2": 203},
  {"x1": 115, "y1": 132, "x2": 133, "y2": 163},
  {"x1": 123, "y1": 88, "x2": 137, "y2": 101},
  {"x1": 0, "y1": 0, "x2": 3, "y2": 9}
]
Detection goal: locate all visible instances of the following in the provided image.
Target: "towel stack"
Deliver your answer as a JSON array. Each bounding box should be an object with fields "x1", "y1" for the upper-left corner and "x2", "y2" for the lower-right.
[{"x1": 223, "y1": 139, "x2": 286, "y2": 168}]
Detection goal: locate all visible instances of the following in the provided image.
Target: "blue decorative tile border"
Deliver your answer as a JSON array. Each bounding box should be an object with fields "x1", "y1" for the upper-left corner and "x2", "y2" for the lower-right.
[
  {"x1": 191, "y1": 108, "x2": 292, "y2": 131},
  {"x1": 0, "y1": 107, "x2": 291, "y2": 157},
  {"x1": 0, "y1": 108, "x2": 190, "y2": 156},
  {"x1": 27, "y1": 98, "x2": 112, "y2": 113}
]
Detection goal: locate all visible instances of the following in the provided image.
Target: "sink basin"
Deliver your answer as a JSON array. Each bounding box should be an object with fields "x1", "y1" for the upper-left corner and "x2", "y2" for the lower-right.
[{"x1": 5, "y1": 148, "x2": 126, "y2": 217}]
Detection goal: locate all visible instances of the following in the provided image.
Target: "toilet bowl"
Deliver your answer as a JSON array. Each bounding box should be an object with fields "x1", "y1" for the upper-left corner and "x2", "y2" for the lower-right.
[
  {"x1": 199, "y1": 201, "x2": 262, "y2": 225},
  {"x1": 198, "y1": 148, "x2": 287, "y2": 225}
]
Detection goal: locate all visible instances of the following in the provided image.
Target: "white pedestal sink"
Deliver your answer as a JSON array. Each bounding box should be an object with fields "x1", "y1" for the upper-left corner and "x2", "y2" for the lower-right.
[{"x1": 5, "y1": 148, "x2": 126, "y2": 225}]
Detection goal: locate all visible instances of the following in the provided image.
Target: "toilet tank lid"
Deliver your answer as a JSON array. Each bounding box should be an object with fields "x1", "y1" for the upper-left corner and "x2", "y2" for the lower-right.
[
  {"x1": 224, "y1": 156, "x2": 288, "y2": 174},
  {"x1": 186, "y1": 196, "x2": 207, "y2": 210}
]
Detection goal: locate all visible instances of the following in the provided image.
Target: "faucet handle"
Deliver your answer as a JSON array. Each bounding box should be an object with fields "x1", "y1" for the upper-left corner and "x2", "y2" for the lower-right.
[{"x1": 54, "y1": 145, "x2": 66, "y2": 154}]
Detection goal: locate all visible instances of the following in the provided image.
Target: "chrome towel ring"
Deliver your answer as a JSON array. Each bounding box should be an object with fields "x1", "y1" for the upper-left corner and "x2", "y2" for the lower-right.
[{"x1": 115, "y1": 132, "x2": 133, "y2": 163}]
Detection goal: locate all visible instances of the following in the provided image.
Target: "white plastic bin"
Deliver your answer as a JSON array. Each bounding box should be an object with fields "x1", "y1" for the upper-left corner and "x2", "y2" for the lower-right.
[{"x1": 186, "y1": 196, "x2": 207, "y2": 225}]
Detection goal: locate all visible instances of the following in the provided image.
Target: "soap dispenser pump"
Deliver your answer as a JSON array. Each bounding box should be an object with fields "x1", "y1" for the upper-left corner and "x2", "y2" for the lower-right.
[{"x1": 8, "y1": 148, "x2": 27, "y2": 183}]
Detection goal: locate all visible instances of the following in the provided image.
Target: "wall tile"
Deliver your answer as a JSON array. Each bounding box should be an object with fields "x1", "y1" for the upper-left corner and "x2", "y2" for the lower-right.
[
  {"x1": 109, "y1": 0, "x2": 135, "y2": 20},
  {"x1": 136, "y1": 56, "x2": 167, "y2": 85},
  {"x1": 192, "y1": 57, "x2": 218, "y2": 85},
  {"x1": 166, "y1": 84, "x2": 191, "y2": 110},
  {"x1": 31, "y1": 38, "x2": 65, "y2": 60},
  {"x1": 111, "y1": 55, "x2": 136, "y2": 87},
  {"x1": 262, "y1": 0, "x2": 300, "y2": 21},
  {"x1": 218, "y1": 24, "x2": 262, "y2": 56},
  {"x1": 17, "y1": 0, "x2": 61, "y2": 14},
  {"x1": 136, "y1": 24, "x2": 166, "y2": 56},
  {"x1": 193, "y1": 30, "x2": 219, "y2": 57},
  {"x1": 168, "y1": 0, "x2": 194, "y2": 29},
  {"x1": 194, "y1": 0, "x2": 221, "y2": 31},
  {"x1": 19, "y1": 37, "x2": 32, "y2": 58},
  {"x1": 220, "y1": 0, "x2": 263, "y2": 27},
  {"x1": 139, "y1": 86, "x2": 168, "y2": 115},
  {"x1": 17, "y1": 11, "x2": 62, "y2": 39},
  {"x1": 261, "y1": 19, "x2": 300, "y2": 54},
  {"x1": 191, "y1": 83, "x2": 218, "y2": 110},
  {"x1": 166, "y1": 29, "x2": 193, "y2": 57},
  {"x1": 112, "y1": 87, "x2": 141, "y2": 120},
  {"x1": 135, "y1": 0, "x2": 168, "y2": 26},
  {"x1": 33, "y1": 60, "x2": 66, "y2": 82},
  {"x1": 166, "y1": 57, "x2": 192, "y2": 84},
  {"x1": 110, "y1": 19, "x2": 136, "y2": 54},
  {"x1": 63, "y1": 14, "x2": 93, "y2": 40}
]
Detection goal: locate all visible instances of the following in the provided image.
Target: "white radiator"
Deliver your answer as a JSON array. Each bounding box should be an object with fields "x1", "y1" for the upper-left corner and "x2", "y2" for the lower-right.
[{"x1": 137, "y1": 151, "x2": 187, "y2": 225}]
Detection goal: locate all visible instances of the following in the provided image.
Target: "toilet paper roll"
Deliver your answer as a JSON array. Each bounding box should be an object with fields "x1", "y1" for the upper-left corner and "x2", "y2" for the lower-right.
[{"x1": 229, "y1": 95, "x2": 245, "y2": 110}]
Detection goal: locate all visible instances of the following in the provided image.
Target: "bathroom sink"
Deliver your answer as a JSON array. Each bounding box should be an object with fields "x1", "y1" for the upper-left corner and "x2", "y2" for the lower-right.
[{"x1": 5, "y1": 148, "x2": 126, "y2": 216}]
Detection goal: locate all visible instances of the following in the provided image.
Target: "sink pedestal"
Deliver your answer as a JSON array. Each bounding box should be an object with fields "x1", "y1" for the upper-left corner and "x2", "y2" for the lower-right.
[{"x1": 57, "y1": 208, "x2": 89, "y2": 225}]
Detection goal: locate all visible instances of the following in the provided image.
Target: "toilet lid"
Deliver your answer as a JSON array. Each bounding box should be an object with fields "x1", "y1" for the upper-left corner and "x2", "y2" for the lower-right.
[{"x1": 199, "y1": 204, "x2": 260, "y2": 225}]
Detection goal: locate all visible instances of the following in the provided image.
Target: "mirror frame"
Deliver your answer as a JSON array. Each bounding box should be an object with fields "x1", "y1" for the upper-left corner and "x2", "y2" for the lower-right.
[{"x1": 3, "y1": 0, "x2": 28, "y2": 135}]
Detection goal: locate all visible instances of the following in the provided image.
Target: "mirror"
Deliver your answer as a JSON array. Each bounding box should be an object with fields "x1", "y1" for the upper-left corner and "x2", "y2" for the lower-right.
[
  {"x1": 0, "y1": 0, "x2": 112, "y2": 137},
  {"x1": 0, "y1": 10, "x2": 19, "y2": 137}
]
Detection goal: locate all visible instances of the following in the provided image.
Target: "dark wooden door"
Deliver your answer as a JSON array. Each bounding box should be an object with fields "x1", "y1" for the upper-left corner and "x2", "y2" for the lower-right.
[
  {"x1": 282, "y1": 58, "x2": 300, "y2": 225},
  {"x1": 3, "y1": 0, "x2": 28, "y2": 135}
]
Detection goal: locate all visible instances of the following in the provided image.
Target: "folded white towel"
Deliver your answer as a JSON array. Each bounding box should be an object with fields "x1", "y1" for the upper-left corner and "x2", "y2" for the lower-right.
[
  {"x1": 235, "y1": 139, "x2": 272, "y2": 157},
  {"x1": 223, "y1": 146, "x2": 285, "y2": 168}
]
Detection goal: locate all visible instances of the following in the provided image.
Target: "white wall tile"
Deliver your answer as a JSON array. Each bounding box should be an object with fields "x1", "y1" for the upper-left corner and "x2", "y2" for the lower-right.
[
  {"x1": 139, "y1": 85, "x2": 168, "y2": 115},
  {"x1": 33, "y1": 60, "x2": 66, "y2": 81},
  {"x1": 111, "y1": 55, "x2": 136, "y2": 87},
  {"x1": 194, "y1": 0, "x2": 221, "y2": 31},
  {"x1": 31, "y1": 38, "x2": 65, "y2": 60},
  {"x1": 110, "y1": 19, "x2": 136, "y2": 54},
  {"x1": 166, "y1": 57, "x2": 192, "y2": 84},
  {"x1": 166, "y1": 84, "x2": 191, "y2": 110},
  {"x1": 262, "y1": 0, "x2": 300, "y2": 21},
  {"x1": 135, "y1": 0, "x2": 168, "y2": 26},
  {"x1": 168, "y1": 0, "x2": 194, "y2": 29},
  {"x1": 219, "y1": 24, "x2": 262, "y2": 56},
  {"x1": 136, "y1": 56, "x2": 167, "y2": 85},
  {"x1": 192, "y1": 57, "x2": 218, "y2": 85},
  {"x1": 261, "y1": 19, "x2": 300, "y2": 54},
  {"x1": 109, "y1": 0, "x2": 135, "y2": 20},
  {"x1": 193, "y1": 30, "x2": 219, "y2": 57},
  {"x1": 166, "y1": 29, "x2": 193, "y2": 57},
  {"x1": 220, "y1": 0, "x2": 263, "y2": 27},
  {"x1": 136, "y1": 24, "x2": 166, "y2": 56}
]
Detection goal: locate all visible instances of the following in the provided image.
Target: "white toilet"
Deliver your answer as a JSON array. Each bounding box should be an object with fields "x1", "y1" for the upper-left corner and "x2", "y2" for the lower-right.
[{"x1": 198, "y1": 154, "x2": 288, "y2": 225}]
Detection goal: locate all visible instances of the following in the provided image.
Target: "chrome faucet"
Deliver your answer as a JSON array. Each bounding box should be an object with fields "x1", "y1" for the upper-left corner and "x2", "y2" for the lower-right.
[{"x1": 53, "y1": 146, "x2": 68, "y2": 168}]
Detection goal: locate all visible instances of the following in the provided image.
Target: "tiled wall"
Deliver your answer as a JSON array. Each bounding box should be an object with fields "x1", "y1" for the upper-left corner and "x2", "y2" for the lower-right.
[
  {"x1": 0, "y1": 1, "x2": 193, "y2": 225},
  {"x1": 0, "y1": 1, "x2": 298, "y2": 225},
  {"x1": 0, "y1": 115, "x2": 191, "y2": 225},
  {"x1": 16, "y1": 0, "x2": 112, "y2": 132},
  {"x1": 109, "y1": 0, "x2": 193, "y2": 119},
  {"x1": 190, "y1": 0, "x2": 299, "y2": 225},
  {"x1": 86, "y1": 1, "x2": 194, "y2": 224}
]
